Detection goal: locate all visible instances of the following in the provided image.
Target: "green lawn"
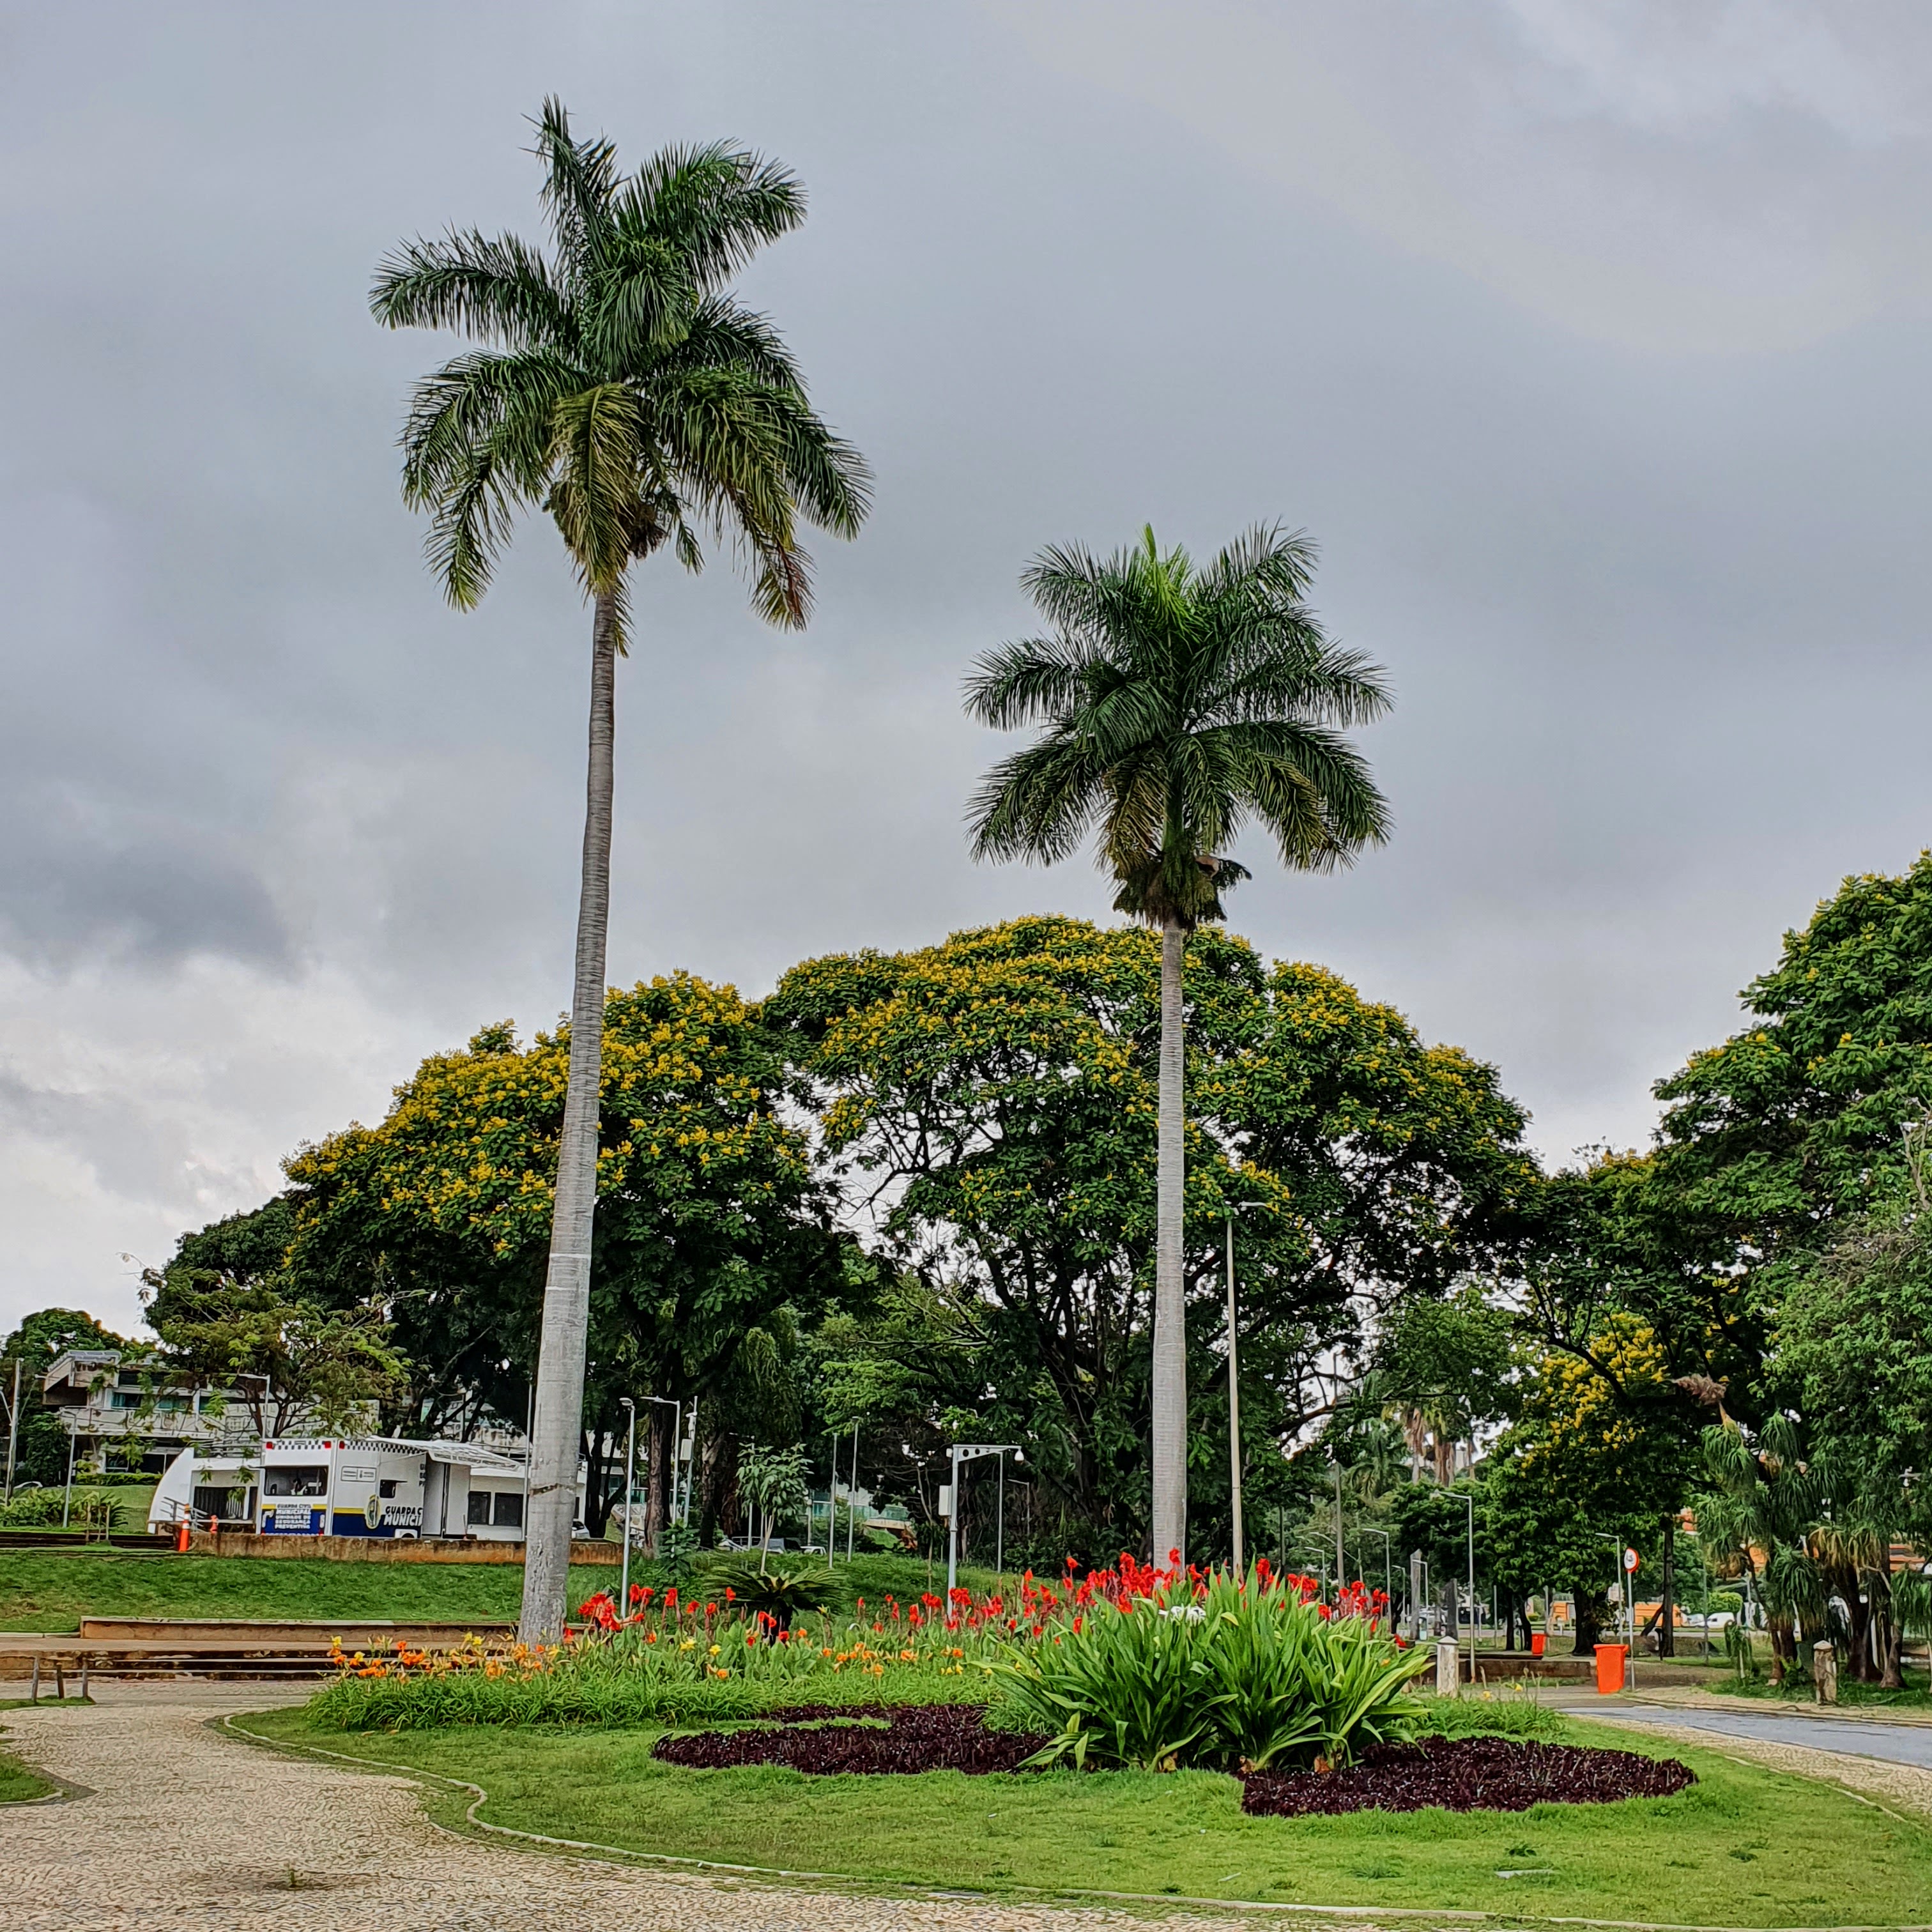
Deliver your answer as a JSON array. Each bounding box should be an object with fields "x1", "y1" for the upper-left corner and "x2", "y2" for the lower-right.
[
  {"x1": 0, "y1": 1745, "x2": 56, "y2": 1803},
  {"x1": 237, "y1": 1706, "x2": 1932, "y2": 1926},
  {"x1": 0, "y1": 1549, "x2": 992, "y2": 1634}
]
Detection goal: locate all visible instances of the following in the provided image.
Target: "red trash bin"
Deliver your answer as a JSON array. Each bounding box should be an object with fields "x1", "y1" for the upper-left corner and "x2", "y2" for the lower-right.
[
  {"x1": 1531, "y1": 1632, "x2": 1546, "y2": 1657},
  {"x1": 1594, "y1": 1643, "x2": 1628, "y2": 1694}
]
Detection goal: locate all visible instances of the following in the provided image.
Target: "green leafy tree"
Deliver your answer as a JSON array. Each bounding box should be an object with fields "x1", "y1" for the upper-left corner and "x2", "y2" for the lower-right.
[
  {"x1": 770, "y1": 917, "x2": 1528, "y2": 1557},
  {"x1": 962, "y1": 529, "x2": 1392, "y2": 1567},
  {"x1": 1639, "y1": 853, "x2": 1932, "y2": 1418},
  {"x1": 372, "y1": 98, "x2": 868, "y2": 1638},
  {"x1": 141, "y1": 1268, "x2": 410, "y2": 1440},
  {"x1": 735, "y1": 1439, "x2": 809, "y2": 1571},
  {"x1": 1484, "y1": 1319, "x2": 1698, "y2": 1655},
  {"x1": 1, "y1": 1308, "x2": 130, "y2": 1489}
]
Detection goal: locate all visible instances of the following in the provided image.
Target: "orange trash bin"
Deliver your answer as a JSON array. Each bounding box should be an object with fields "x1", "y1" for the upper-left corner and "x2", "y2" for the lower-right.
[
  {"x1": 1531, "y1": 1632, "x2": 1546, "y2": 1657},
  {"x1": 1594, "y1": 1643, "x2": 1627, "y2": 1694}
]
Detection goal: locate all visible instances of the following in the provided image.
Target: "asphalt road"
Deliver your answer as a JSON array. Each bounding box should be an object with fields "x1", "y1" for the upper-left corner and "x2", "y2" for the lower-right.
[{"x1": 1564, "y1": 1700, "x2": 1932, "y2": 1769}]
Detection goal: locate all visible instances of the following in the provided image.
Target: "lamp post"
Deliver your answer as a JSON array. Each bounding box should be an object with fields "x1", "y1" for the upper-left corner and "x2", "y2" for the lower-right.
[
  {"x1": 1223, "y1": 1204, "x2": 1250, "y2": 1574},
  {"x1": 1679, "y1": 1523, "x2": 1708, "y2": 1660},
  {"x1": 4, "y1": 1358, "x2": 20, "y2": 1503},
  {"x1": 945, "y1": 1443, "x2": 1020, "y2": 1599},
  {"x1": 1361, "y1": 1527, "x2": 1393, "y2": 1619},
  {"x1": 617, "y1": 1398, "x2": 636, "y2": 1617},
  {"x1": 1333, "y1": 1460, "x2": 1347, "y2": 1592},
  {"x1": 1459, "y1": 1489, "x2": 1476, "y2": 1689}
]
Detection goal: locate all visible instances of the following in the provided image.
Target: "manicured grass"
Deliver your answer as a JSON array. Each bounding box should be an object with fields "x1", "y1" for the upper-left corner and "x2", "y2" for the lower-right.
[
  {"x1": 1724, "y1": 1671, "x2": 1932, "y2": 1712},
  {"x1": 0, "y1": 1549, "x2": 993, "y2": 1634},
  {"x1": 0, "y1": 1745, "x2": 56, "y2": 1803},
  {"x1": 239, "y1": 1705, "x2": 1932, "y2": 1925}
]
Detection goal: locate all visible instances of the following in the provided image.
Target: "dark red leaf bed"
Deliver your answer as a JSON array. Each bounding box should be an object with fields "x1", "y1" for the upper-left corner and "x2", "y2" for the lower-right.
[
  {"x1": 1241, "y1": 1735, "x2": 1695, "y2": 1816},
  {"x1": 652, "y1": 1703, "x2": 1050, "y2": 1775}
]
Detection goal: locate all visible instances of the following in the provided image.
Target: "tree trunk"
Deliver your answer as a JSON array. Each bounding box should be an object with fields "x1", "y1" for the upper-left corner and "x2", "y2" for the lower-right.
[
  {"x1": 1571, "y1": 1581, "x2": 1604, "y2": 1657},
  {"x1": 642, "y1": 1402, "x2": 672, "y2": 1554},
  {"x1": 1659, "y1": 1515, "x2": 1676, "y2": 1657},
  {"x1": 519, "y1": 590, "x2": 618, "y2": 1642},
  {"x1": 1150, "y1": 917, "x2": 1188, "y2": 1569}
]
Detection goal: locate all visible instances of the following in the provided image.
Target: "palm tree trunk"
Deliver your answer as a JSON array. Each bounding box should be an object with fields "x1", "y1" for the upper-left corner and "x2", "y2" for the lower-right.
[
  {"x1": 1150, "y1": 917, "x2": 1188, "y2": 1568},
  {"x1": 519, "y1": 589, "x2": 618, "y2": 1642}
]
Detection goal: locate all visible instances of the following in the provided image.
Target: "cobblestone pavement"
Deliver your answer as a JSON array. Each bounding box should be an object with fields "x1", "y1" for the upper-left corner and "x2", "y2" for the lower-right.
[{"x1": 0, "y1": 1683, "x2": 1267, "y2": 1932}]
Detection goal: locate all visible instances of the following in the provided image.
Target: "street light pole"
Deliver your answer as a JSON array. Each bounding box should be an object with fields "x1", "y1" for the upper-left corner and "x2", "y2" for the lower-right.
[
  {"x1": 1224, "y1": 1208, "x2": 1245, "y2": 1574},
  {"x1": 1334, "y1": 1460, "x2": 1346, "y2": 1591},
  {"x1": 1460, "y1": 1490, "x2": 1476, "y2": 1689},
  {"x1": 4, "y1": 1358, "x2": 20, "y2": 1503},
  {"x1": 1361, "y1": 1527, "x2": 1392, "y2": 1619},
  {"x1": 618, "y1": 1397, "x2": 636, "y2": 1618},
  {"x1": 945, "y1": 1443, "x2": 1020, "y2": 1599},
  {"x1": 639, "y1": 1395, "x2": 679, "y2": 1552}
]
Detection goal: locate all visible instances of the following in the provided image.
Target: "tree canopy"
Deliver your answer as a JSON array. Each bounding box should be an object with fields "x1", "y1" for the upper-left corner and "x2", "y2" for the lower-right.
[{"x1": 769, "y1": 916, "x2": 1533, "y2": 1551}]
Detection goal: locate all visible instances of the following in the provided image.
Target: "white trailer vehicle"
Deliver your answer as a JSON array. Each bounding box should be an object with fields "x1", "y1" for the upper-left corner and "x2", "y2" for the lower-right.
[{"x1": 151, "y1": 1436, "x2": 537, "y2": 1540}]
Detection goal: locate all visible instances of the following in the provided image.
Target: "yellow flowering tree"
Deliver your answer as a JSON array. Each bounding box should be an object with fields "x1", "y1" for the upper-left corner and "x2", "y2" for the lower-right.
[
  {"x1": 769, "y1": 916, "x2": 1533, "y2": 1552},
  {"x1": 285, "y1": 974, "x2": 848, "y2": 1538}
]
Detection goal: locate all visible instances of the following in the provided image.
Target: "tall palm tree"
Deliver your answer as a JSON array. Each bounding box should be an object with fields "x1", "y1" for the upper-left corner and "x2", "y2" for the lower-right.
[
  {"x1": 964, "y1": 526, "x2": 1390, "y2": 1565},
  {"x1": 372, "y1": 100, "x2": 869, "y2": 1640}
]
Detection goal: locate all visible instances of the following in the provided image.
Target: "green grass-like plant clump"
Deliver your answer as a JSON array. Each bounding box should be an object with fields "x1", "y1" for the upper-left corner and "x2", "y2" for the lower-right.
[{"x1": 993, "y1": 1565, "x2": 1429, "y2": 1771}]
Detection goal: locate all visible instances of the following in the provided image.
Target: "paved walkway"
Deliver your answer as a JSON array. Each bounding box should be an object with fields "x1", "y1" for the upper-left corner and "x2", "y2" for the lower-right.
[
  {"x1": 1564, "y1": 1700, "x2": 1932, "y2": 1769},
  {"x1": 1560, "y1": 1699, "x2": 1932, "y2": 1824},
  {"x1": 0, "y1": 1683, "x2": 1253, "y2": 1932}
]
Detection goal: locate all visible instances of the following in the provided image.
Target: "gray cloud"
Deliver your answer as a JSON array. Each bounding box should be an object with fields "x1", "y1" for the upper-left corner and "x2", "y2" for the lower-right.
[{"x1": 2, "y1": 1, "x2": 1930, "y2": 1332}]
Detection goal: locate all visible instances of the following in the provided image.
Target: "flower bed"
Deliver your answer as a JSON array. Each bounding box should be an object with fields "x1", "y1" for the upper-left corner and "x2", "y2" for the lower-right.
[
  {"x1": 653, "y1": 1703, "x2": 1048, "y2": 1775},
  {"x1": 1241, "y1": 1735, "x2": 1695, "y2": 1816}
]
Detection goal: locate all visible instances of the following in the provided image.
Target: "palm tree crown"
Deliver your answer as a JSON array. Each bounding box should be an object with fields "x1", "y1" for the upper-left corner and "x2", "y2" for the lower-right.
[
  {"x1": 371, "y1": 97, "x2": 870, "y2": 636},
  {"x1": 965, "y1": 525, "x2": 1391, "y2": 921}
]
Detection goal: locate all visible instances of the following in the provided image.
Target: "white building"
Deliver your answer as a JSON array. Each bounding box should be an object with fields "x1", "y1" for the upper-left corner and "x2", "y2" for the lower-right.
[
  {"x1": 150, "y1": 1434, "x2": 549, "y2": 1541},
  {"x1": 42, "y1": 1349, "x2": 237, "y2": 1475}
]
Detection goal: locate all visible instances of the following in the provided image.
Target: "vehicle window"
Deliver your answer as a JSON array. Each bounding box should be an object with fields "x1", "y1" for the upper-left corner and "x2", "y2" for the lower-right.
[
  {"x1": 466, "y1": 1489, "x2": 493, "y2": 1526},
  {"x1": 378, "y1": 1479, "x2": 399, "y2": 1499},
  {"x1": 492, "y1": 1491, "x2": 524, "y2": 1529},
  {"x1": 263, "y1": 1466, "x2": 329, "y2": 1498}
]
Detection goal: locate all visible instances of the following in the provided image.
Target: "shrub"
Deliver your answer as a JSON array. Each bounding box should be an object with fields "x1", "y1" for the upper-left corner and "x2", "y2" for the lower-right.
[
  {"x1": 702, "y1": 1563, "x2": 839, "y2": 1631},
  {"x1": 0, "y1": 1489, "x2": 123, "y2": 1530},
  {"x1": 992, "y1": 1563, "x2": 1430, "y2": 1772}
]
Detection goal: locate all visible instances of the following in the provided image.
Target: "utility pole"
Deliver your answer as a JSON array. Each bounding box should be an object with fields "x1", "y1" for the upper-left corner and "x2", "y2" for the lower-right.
[
  {"x1": 617, "y1": 1398, "x2": 636, "y2": 1618},
  {"x1": 1224, "y1": 1206, "x2": 1246, "y2": 1574},
  {"x1": 4, "y1": 1358, "x2": 20, "y2": 1503},
  {"x1": 1333, "y1": 1460, "x2": 1346, "y2": 1589}
]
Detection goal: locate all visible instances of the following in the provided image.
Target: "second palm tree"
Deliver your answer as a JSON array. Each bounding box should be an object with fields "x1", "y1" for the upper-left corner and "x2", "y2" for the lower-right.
[{"x1": 965, "y1": 526, "x2": 1390, "y2": 1566}]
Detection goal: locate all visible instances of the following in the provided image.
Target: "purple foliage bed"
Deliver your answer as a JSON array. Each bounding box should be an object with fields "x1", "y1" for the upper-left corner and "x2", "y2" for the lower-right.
[
  {"x1": 1241, "y1": 1735, "x2": 1696, "y2": 1816},
  {"x1": 653, "y1": 1707, "x2": 1696, "y2": 1816},
  {"x1": 652, "y1": 1703, "x2": 1048, "y2": 1775}
]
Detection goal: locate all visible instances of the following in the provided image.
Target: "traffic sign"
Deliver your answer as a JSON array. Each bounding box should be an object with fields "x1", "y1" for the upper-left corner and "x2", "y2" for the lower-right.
[{"x1": 1623, "y1": 1546, "x2": 1639, "y2": 1574}]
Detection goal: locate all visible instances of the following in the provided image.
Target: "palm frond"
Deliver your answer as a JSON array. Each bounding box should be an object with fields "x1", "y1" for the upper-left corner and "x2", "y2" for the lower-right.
[
  {"x1": 618, "y1": 142, "x2": 806, "y2": 292},
  {"x1": 532, "y1": 96, "x2": 618, "y2": 296},
  {"x1": 397, "y1": 349, "x2": 578, "y2": 606},
  {"x1": 546, "y1": 381, "x2": 643, "y2": 595},
  {"x1": 962, "y1": 638, "x2": 1091, "y2": 728},
  {"x1": 370, "y1": 229, "x2": 570, "y2": 350},
  {"x1": 966, "y1": 733, "x2": 1110, "y2": 865}
]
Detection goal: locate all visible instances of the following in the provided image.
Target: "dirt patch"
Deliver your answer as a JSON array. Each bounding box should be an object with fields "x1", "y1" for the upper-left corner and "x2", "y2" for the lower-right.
[
  {"x1": 652, "y1": 1703, "x2": 1048, "y2": 1775},
  {"x1": 1242, "y1": 1735, "x2": 1695, "y2": 1816}
]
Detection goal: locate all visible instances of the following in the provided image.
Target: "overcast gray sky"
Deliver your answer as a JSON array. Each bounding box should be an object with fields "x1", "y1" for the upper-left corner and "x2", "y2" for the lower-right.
[{"x1": 4, "y1": 1, "x2": 1930, "y2": 1339}]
